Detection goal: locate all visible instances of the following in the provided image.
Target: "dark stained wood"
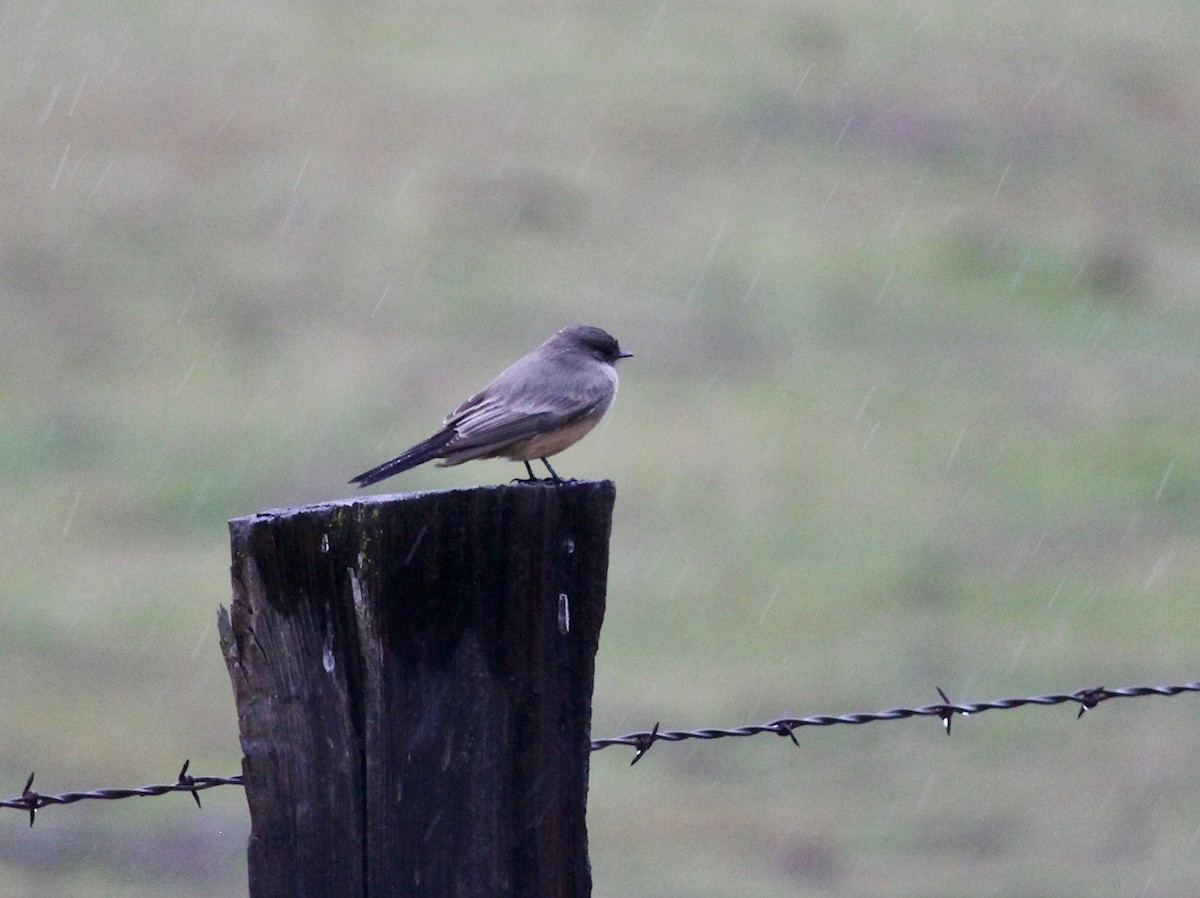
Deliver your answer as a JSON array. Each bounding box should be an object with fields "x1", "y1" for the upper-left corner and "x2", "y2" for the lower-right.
[{"x1": 219, "y1": 481, "x2": 615, "y2": 898}]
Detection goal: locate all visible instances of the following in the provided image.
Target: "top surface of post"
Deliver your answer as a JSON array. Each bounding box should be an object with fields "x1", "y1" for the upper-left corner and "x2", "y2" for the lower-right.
[{"x1": 228, "y1": 478, "x2": 616, "y2": 527}]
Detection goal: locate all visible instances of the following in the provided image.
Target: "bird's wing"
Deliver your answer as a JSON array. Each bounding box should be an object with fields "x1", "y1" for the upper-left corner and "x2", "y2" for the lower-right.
[{"x1": 442, "y1": 365, "x2": 613, "y2": 454}]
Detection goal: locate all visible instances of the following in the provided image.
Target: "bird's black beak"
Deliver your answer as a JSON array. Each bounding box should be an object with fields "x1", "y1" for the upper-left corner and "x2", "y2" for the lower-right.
[{"x1": 618, "y1": 350, "x2": 634, "y2": 359}]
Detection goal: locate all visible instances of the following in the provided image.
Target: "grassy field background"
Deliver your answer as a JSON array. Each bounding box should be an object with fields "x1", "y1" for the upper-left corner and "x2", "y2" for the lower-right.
[{"x1": 3, "y1": 2, "x2": 1200, "y2": 895}]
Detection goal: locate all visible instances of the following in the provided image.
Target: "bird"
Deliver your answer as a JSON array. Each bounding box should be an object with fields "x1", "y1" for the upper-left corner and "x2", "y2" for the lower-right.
[{"x1": 350, "y1": 325, "x2": 632, "y2": 487}]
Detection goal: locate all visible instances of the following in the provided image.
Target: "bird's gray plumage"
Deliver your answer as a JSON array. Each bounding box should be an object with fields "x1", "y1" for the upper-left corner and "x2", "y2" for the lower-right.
[{"x1": 350, "y1": 325, "x2": 631, "y2": 486}]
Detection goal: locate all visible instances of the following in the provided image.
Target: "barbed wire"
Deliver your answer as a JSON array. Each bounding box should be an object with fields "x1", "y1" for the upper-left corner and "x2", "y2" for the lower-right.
[
  {"x1": 2, "y1": 679, "x2": 1197, "y2": 821},
  {"x1": 0, "y1": 761, "x2": 243, "y2": 826},
  {"x1": 592, "y1": 680, "x2": 1200, "y2": 764}
]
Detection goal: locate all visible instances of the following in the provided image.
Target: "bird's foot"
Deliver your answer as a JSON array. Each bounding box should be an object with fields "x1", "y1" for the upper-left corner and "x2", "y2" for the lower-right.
[
  {"x1": 510, "y1": 474, "x2": 576, "y2": 485},
  {"x1": 511, "y1": 459, "x2": 575, "y2": 485}
]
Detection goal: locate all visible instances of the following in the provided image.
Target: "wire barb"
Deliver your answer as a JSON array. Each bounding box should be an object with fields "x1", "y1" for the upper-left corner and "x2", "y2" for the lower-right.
[
  {"x1": 773, "y1": 721, "x2": 799, "y2": 746},
  {"x1": 22, "y1": 772, "x2": 37, "y2": 828},
  {"x1": 1073, "y1": 685, "x2": 1108, "y2": 718},
  {"x1": 935, "y1": 686, "x2": 957, "y2": 735},
  {"x1": 177, "y1": 759, "x2": 202, "y2": 809},
  {"x1": 630, "y1": 721, "x2": 660, "y2": 766}
]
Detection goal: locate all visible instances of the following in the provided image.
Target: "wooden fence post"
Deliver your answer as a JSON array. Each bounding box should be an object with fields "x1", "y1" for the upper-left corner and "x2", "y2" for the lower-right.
[{"x1": 218, "y1": 481, "x2": 615, "y2": 898}]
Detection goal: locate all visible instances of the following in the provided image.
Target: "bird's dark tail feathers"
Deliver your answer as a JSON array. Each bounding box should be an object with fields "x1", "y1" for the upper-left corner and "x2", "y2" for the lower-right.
[{"x1": 349, "y1": 428, "x2": 456, "y2": 488}]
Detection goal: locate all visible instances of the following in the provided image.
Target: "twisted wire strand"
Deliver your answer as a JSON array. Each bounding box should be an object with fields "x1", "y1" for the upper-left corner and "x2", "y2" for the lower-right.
[
  {"x1": 0, "y1": 763, "x2": 244, "y2": 826},
  {"x1": 589, "y1": 681, "x2": 1200, "y2": 763},
  {"x1": 2, "y1": 680, "x2": 1197, "y2": 817}
]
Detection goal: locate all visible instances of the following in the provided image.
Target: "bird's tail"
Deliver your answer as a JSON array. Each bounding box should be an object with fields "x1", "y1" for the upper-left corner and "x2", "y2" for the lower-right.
[{"x1": 349, "y1": 429, "x2": 456, "y2": 488}]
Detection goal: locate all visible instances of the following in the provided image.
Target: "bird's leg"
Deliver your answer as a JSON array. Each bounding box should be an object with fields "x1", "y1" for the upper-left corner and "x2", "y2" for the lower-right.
[
  {"x1": 540, "y1": 457, "x2": 572, "y2": 483},
  {"x1": 512, "y1": 458, "x2": 571, "y2": 484},
  {"x1": 511, "y1": 460, "x2": 542, "y2": 484}
]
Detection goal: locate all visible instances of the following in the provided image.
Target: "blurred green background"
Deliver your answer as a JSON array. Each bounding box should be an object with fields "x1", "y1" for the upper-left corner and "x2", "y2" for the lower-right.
[{"x1": 3, "y1": 1, "x2": 1200, "y2": 895}]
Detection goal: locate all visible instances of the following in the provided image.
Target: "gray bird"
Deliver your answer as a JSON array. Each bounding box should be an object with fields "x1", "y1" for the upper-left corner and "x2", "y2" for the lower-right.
[{"x1": 350, "y1": 325, "x2": 632, "y2": 487}]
